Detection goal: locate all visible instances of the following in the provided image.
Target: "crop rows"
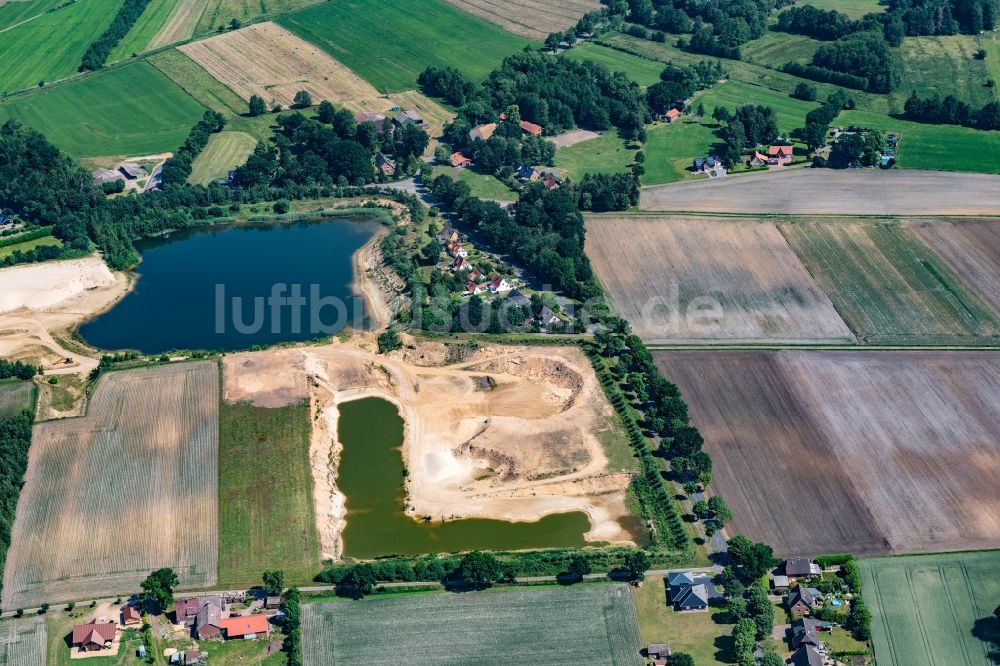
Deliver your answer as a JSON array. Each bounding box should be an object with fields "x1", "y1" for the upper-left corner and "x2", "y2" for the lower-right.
[
  {"x1": 1, "y1": 361, "x2": 219, "y2": 609},
  {"x1": 441, "y1": 0, "x2": 600, "y2": 39},
  {"x1": 0, "y1": 616, "x2": 46, "y2": 666},
  {"x1": 302, "y1": 584, "x2": 643, "y2": 665}
]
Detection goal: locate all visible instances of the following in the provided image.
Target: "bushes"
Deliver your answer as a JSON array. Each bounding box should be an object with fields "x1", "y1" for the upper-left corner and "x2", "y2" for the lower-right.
[
  {"x1": 0, "y1": 360, "x2": 40, "y2": 380},
  {"x1": 79, "y1": 0, "x2": 153, "y2": 71},
  {"x1": 282, "y1": 588, "x2": 302, "y2": 666}
]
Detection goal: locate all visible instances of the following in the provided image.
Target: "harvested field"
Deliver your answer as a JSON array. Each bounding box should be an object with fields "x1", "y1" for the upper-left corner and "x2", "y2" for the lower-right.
[
  {"x1": 0, "y1": 615, "x2": 46, "y2": 665},
  {"x1": 639, "y1": 170, "x2": 1000, "y2": 215},
  {"x1": 549, "y1": 128, "x2": 600, "y2": 149},
  {"x1": 860, "y1": 550, "x2": 1000, "y2": 666},
  {"x1": 179, "y1": 22, "x2": 381, "y2": 108},
  {"x1": 782, "y1": 221, "x2": 1000, "y2": 344},
  {"x1": 149, "y1": 0, "x2": 208, "y2": 48},
  {"x1": 0, "y1": 380, "x2": 33, "y2": 419},
  {"x1": 907, "y1": 218, "x2": 1000, "y2": 319},
  {"x1": 586, "y1": 216, "x2": 855, "y2": 343},
  {"x1": 441, "y1": 0, "x2": 599, "y2": 39},
  {"x1": 188, "y1": 130, "x2": 255, "y2": 185},
  {"x1": 1, "y1": 361, "x2": 219, "y2": 609},
  {"x1": 302, "y1": 584, "x2": 642, "y2": 665},
  {"x1": 654, "y1": 350, "x2": 1000, "y2": 556}
]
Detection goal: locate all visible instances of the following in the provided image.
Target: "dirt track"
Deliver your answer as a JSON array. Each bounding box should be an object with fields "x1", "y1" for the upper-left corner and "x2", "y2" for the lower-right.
[{"x1": 639, "y1": 170, "x2": 1000, "y2": 216}]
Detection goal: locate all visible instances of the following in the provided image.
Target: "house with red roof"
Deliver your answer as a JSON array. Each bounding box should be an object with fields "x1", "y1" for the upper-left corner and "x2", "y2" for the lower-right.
[
  {"x1": 665, "y1": 108, "x2": 681, "y2": 123},
  {"x1": 451, "y1": 256, "x2": 470, "y2": 271},
  {"x1": 121, "y1": 604, "x2": 142, "y2": 627},
  {"x1": 489, "y1": 275, "x2": 513, "y2": 293},
  {"x1": 215, "y1": 615, "x2": 270, "y2": 640},
  {"x1": 72, "y1": 621, "x2": 116, "y2": 653},
  {"x1": 519, "y1": 120, "x2": 543, "y2": 136},
  {"x1": 750, "y1": 150, "x2": 769, "y2": 167},
  {"x1": 768, "y1": 145, "x2": 794, "y2": 165},
  {"x1": 464, "y1": 282, "x2": 488, "y2": 296},
  {"x1": 450, "y1": 152, "x2": 472, "y2": 168}
]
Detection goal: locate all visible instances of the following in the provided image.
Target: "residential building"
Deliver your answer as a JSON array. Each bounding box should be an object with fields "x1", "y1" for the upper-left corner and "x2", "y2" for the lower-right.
[
  {"x1": 667, "y1": 571, "x2": 723, "y2": 611},
  {"x1": 768, "y1": 145, "x2": 794, "y2": 165},
  {"x1": 437, "y1": 226, "x2": 459, "y2": 245},
  {"x1": 92, "y1": 168, "x2": 124, "y2": 186},
  {"x1": 693, "y1": 155, "x2": 720, "y2": 172},
  {"x1": 787, "y1": 585, "x2": 820, "y2": 614},
  {"x1": 464, "y1": 282, "x2": 488, "y2": 296},
  {"x1": 121, "y1": 605, "x2": 142, "y2": 627},
  {"x1": 469, "y1": 123, "x2": 497, "y2": 141},
  {"x1": 538, "y1": 305, "x2": 561, "y2": 330},
  {"x1": 71, "y1": 621, "x2": 116, "y2": 653},
  {"x1": 516, "y1": 165, "x2": 540, "y2": 181},
  {"x1": 665, "y1": 108, "x2": 681, "y2": 123},
  {"x1": 792, "y1": 645, "x2": 824, "y2": 666},
  {"x1": 519, "y1": 120, "x2": 543, "y2": 136},
  {"x1": 450, "y1": 152, "x2": 472, "y2": 168},
  {"x1": 790, "y1": 618, "x2": 828, "y2": 650},
  {"x1": 447, "y1": 241, "x2": 467, "y2": 258},
  {"x1": 215, "y1": 615, "x2": 270, "y2": 640},
  {"x1": 375, "y1": 152, "x2": 396, "y2": 176},
  {"x1": 353, "y1": 111, "x2": 387, "y2": 132},
  {"x1": 451, "y1": 256, "x2": 470, "y2": 271},
  {"x1": 195, "y1": 600, "x2": 224, "y2": 640},
  {"x1": 785, "y1": 558, "x2": 821, "y2": 579},
  {"x1": 772, "y1": 574, "x2": 790, "y2": 591},
  {"x1": 489, "y1": 275, "x2": 513, "y2": 293},
  {"x1": 750, "y1": 151, "x2": 769, "y2": 167},
  {"x1": 506, "y1": 289, "x2": 531, "y2": 308},
  {"x1": 393, "y1": 110, "x2": 424, "y2": 127},
  {"x1": 647, "y1": 643, "x2": 671, "y2": 660}
]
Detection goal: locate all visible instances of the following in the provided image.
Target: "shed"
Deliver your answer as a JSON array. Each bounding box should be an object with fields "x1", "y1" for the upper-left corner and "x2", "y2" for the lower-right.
[{"x1": 647, "y1": 643, "x2": 671, "y2": 659}]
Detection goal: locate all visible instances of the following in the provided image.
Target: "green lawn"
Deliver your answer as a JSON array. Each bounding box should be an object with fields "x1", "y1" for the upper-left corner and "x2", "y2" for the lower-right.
[
  {"x1": 741, "y1": 31, "x2": 822, "y2": 68},
  {"x1": 0, "y1": 0, "x2": 123, "y2": 93},
  {"x1": 218, "y1": 400, "x2": 320, "y2": 587},
  {"x1": 901, "y1": 35, "x2": 996, "y2": 107},
  {"x1": 277, "y1": 0, "x2": 532, "y2": 92},
  {"x1": 0, "y1": 232, "x2": 62, "y2": 259},
  {"x1": 188, "y1": 130, "x2": 256, "y2": 184},
  {"x1": 0, "y1": 379, "x2": 35, "y2": 419},
  {"x1": 696, "y1": 79, "x2": 820, "y2": 139},
  {"x1": 0, "y1": 0, "x2": 65, "y2": 30},
  {"x1": 0, "y1": 61, "x2": 205, "y2": 158},
  {"x1": 860, "y1": 550, "x2": 1000, "y2": 666},
  {"x1": 839, "y1": 109, "x2": 1000, "y2": 174},
  {"x1": 641, "y1": 118, "x2": 718, "y2": 185},
  {"x1": 802, "y1": 0, "x2": 885, "y2": 19},
  {"x1": 563, "y1": 42, "x2": 666, "y2": 87},
  {"x1": 108, "y1": 0, "x2": 183, "y2": 63},
  {"x1": 632, "y1": 576, "x2": 734, "y2": 665},
  {"x1": 431, "y1": 165, "x2": 517, "y2": 200},
  {"x1": 555, "y1": 130, "x2": 636, "y2": 180}
]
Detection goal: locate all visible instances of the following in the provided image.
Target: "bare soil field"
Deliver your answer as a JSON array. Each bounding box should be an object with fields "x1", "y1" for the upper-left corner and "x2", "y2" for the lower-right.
[
  {"x1": 2, "y1": 361, "x2": 219, "y2": 609},
  {"x1": 585, "y1": 215, "x2": 855, "y2": 343},
  {"x1": 907, "y1": 218, "x2": 1000, "y2": 318},
  {"x1": 0, "y1": 615, "x2": 46, "y2": 665},
  {"x1": 654, "y1": 350, "x2": 1000, "y2": 557},
  {"x1": 441, "y1": 0, "x2": 600, "y2": 39},
  {"x1": 149, "y1": 0, "x2": 208, "y2": 48},
  {"x1": 179, "y1": 21, "x2": 383, "y2": 108},
  {"x1": 639, "y1": 170, "x2": 1000, "y2": 215},
  {"x1": 550, "y1": 128, "x2": 600, "y2": 148},
  {"x1": 225, "y1": 339, "x2": 636, "y2": 560}
]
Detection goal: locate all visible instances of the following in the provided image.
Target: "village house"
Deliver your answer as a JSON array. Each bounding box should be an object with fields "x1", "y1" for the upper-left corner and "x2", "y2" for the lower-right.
[
  {"x1": 468, "y1": 268, "x2": 484, "y2": 282},
  {"x1": 393, "y1": 110, "x2": 424, "y2": 127},
  {"x1": 176, "y1": 596, "x2": 224, "y2": 628},
  {"x1": 772, "y1": 574, "x2": 790, "y2": 591},
  {"x1": 451, "y1": 256, "x2": 470, "y2": 271},
  {"x1": 469, "y1": 122, "x2": 497, "y2": 141},
  {"x1": 450, "y1": 152, "x2": 472, "y2": 168},
  {"x1": 519, "y1": 119, "x2": 543, "y2": 136},
  {"x1": 768, "y1": 145, "x2": 794, "y2": 165},
  {"x1": 693, "y1": 155, "x2": 720, "y2": 173},
  {"x1": 664, "y1": 108, "x2": 681, "y2": 123},
  {"x1": 194, "y1": 600, "x2": 225, "y2": 640},
  {"x1": 792, "y1": 645, "x2": 825, "y2": 666},
  {"x1": 489, "y1": 275, "x2": 513, "y2": 293},
  {"x1": 464, "y1": 281, "x2": 488, "y2": 296},
  {"x1": 353, "y1": 111, "x2": 387, "y2": 132},
  {"x1": 787, "y1": 584, "x2": 821, "y2": 614},
  {"x1": 506, "y1": 289, "x2": 531, "y2": 308},
  {"x1": 749, "y1": 150, "x2": 769, "y2": 167},
  {"x1": 647, "y1": 643, "x2": 671, "y2": 662},
  {"x1": 541, "y1": 174, "x2": 560, "y2": 190},
  {"x1": 667, "y1": 571, "x2": 723, "y2": 611},
  {"x1": 785, "y1": 558, "x2": 821, "y2": 580},
  {"x1": 538, "y1": 305, "x2": 561, "y2": 331},
  {"x1": 437, "y1": 226, "x2": 459, "y2": 245},
  {"x1": 374, "y1": 152, "x2": 396, "y2": 176},
  {"x1": 214, "y1": 615, "x2": 270, "y2": 640},
  {"x1": 790, "y1": 617, "x2": 830, "y2": 650},
  {"x1": 71, "y1": 620, "x2": 116, "y2": 653},
  {"x1": 121, "y1": 604, "x2": 142, "y2": 627},
  {"x1": 447, "y1": 241, "x2": 468, "y2": 258},
  {"x1": 516, "y1": 165, "x2": 540, "y2": 181}
]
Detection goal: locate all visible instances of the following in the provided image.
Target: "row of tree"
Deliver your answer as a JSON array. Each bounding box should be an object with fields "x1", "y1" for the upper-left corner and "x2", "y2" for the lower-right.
[
  {"x1": 903, "y1": 92, "x2": 1000, "y2": 130},
  {"x1": 159, "y1": 111, "x2": 226, "y2": 187},
  {"x1": 79, "y1": 0, "x2": 152, "y2": 71},
  {"x1": 646, "y1": 60, "x2": 725, "y2": 116},
  {"x1": 0, "y1": 359, "x2": 41, "y2": 380},
  {"x1": 800, "y1": 88, "x2": 851, "y2": 152},
  {"x1": 0, "y1": 410, "x2": 35, "y2": 597}
]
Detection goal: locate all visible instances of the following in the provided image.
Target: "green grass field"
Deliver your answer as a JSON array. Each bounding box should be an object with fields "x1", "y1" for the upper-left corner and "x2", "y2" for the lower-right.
[
  {"x1": 981, "y1": 32, "x2": 1000, "y2": 91},
  {"x1": 563, "y1": 42, "x2": 665, "y2": 87},
  {"x1": 741, "y1": 31, "x2": 822, "y2": 68},
  {"x1": 277, "y1": 0, "x2": 532, "y2": 92},
  {"x1": 302, "y1": 584, "x2": 643, "y2": 665},
  {"x1": 901, "y1": 35, "x2": 996, "y2": 107},
  {"x1": 0, "y1": 379, "x2": 35, "y2": 418},
  {"x1": 0, "y1": 0, "x2": 123, "y2": 93},
  {"x1": 632, "y1": 576, "x2": 734, "y2": 665},
  {"x1": 839, "y1": 109, "x2": 1000, "y2": 173},
  {"x1": 803, "y1": 0, "x2": 885, "y2": 18},
  {"x1": 218, "y1": 400, "x2": 320, "y2": 587},
  {"x1": 188, "y1": 130, "x2": 256, "y2": 184},
  {"x1": 781, "y1": 221, "x2": 1000, "y2": 344},
  {"x1": 431, "y1": 165, "x2": 517, "y2": 200},
  {"x1": 860, "y1": 551, "x2": 1000, "y2": 666},
  {"x1": 108, "y1": 0, "x2": 183, "y2": 63},
  {"x1": 555, "y1": 130, "x2": 636, "y2": 180},
  {"x1": 0, "y1": 232, "x2": 62, "y2": 259},
  {"x1": 0, "y1": 0, "x2": 65, "y2": 30},
  {"x1": 641, "y1": 118, "x2": 718, "y2": 185},
  {"x1": 0, "y1": 61, "x2": 205, "y2": 157}
]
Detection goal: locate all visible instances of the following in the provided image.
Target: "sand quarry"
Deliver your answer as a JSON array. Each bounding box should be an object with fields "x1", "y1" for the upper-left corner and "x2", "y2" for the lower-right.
[{"x1": 223, "y1": 341, "x2": 636, "y2": 560}]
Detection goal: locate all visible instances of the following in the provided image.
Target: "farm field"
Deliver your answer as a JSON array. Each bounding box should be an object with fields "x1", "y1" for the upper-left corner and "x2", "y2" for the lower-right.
[
  {"x1": 639, "y1": 169, "x2": 1000, "y2": 214},
  {"x1": 907, "y1": 219, "x2": 1000, "y2": 318},
  {"x1": 641, "y1": 119, "x2": 718, "y2": 185},
  {"x1": 860, "y1": 550, "x2": 1000, "y2": 666},
  {"x1": 0, "y1": 379, "x2": 34, "y2": 418},
  {"x1": 218, "y1": 400, "x2": 320, "y2": 586},
  {"x1": 564, "y1": 42, "x2": 665, "y2": 86},
  {"x1": 0, "y1": 62, "x2": 206, "y2": 158},
  {"x1": 803, "y1": 0, "x2": 884, "y2": 18},
  {"x1": 781, "y1": 221, "x2": 1000, "y2": 344},
  {"x1": 1, "y1": 362, "x2": 219, "y2": 609},
  {"x1": 0, "y1": 0, "x2": 122, "y2": 93},
  {"x1": 0, "y1": 615, "x2": 46, "y2": 665},
  {"x1": 179, "y1": 22, "x2": 383, "y2": 108},
  {"x1": 633, "y1": 575, "x2": 733, "y2": 666},
  {"x1": 150, "y1": 0, "x2": 209, "y2": 48},
  {"x1": 108, "y1": 0, "x2": 183, "y2": 63},
  {"x1": 277, "y1": 0, "x2": 532, "y2": 92},
  {"x1": 654, "y1": 350, "x2": 1000, "y2": 556},
  {"x1": 901, "y1": 35, "x2": 997, "y2": 108},
  {"x1": 432, "y1": 166, "x2": 517, "y2": 200},
  {"x1": 194, "y1": 0, "x2": 319, "y2": 35},
  {"x1": 302, "y1": 584, "x2": 643, "y2": 665},
  {"x1": 188, "y1": 130, "x2": 256, "y2": 184},
  {"x1": 0, "y1": 0, "x2": 65, "y2": 31},
  {"x1": 740, "y1": 31, "x2": 822, "y2": 68},
  {"x1": 441, "y1": 0, "x2": 599, "y2": 39},
  {"x1": 585, "y1": 216, "x2": 855, "y2": 343},
  {"x1": 555, "y1": 130, "x2": 636, "y2": 180}
]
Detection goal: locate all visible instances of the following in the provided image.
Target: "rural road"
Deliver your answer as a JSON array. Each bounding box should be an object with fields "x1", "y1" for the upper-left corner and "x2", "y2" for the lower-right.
[{"x1": 0, "y1": 567, "x2": 724, "y2": 618}]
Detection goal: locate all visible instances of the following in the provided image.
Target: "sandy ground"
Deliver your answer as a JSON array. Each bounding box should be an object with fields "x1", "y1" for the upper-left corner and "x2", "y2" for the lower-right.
[
  {"x1": 0, "y1": 257, "x2": 131, "y2": 379},
  {"x1": 549, "y1": 129, "x2": 601, "y2": 149},
  {"x1": 639, "y1": 169, "x2": 1000, "y2": 215},
  {"x1": 223, "y1": 340, "x2": 636, "y2": 560}
]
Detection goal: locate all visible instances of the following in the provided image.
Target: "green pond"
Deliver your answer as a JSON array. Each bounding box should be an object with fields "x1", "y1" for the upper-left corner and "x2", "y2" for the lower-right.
[{"x1": 337, "y1": 397, "x2": 591, "y2": 558}]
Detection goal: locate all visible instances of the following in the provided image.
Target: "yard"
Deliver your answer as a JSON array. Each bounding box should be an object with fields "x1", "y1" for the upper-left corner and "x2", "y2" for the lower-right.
[
  {"x1": 632, "y1": 576, "x2": 734, "y2": 666},
  {"x1": 431, "y1": 166, "x2": 517, "y2": 201},
  {"x1": 641, "y1": 119, "x2": 718, "y2": 185},
  {"x1": 860, "y1": 550, "x2": 1000, "y2": 666}
]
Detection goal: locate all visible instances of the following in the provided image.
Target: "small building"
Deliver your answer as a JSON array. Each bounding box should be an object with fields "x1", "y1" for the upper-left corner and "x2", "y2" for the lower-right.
[
  {"x1": 693, "y1": 155, "x2": 720, "y2": 173},
  {"x1": 118, "y1": 163, "x2": 146, "y2": 180},
  {"x1": 450, "y1": 152, "x2": 472, "y2": 168},
  {"x1": 664, "y1": 108, "x2": 681, "y2": 123},
  {"x1": 519, "y1": 119, "x2": 543, "y2": 136},
  {"x1": 538, "y1": 305, "x2": 561, "y2": 330},
  {"x1": 541, "y1": 174, "x2": 560, "y2": 190},
  {"x1": 468, "y1": 268, "x2": 484, "y2": 282},
  {"x1": 393, "y1": 110, "x2": 424, "y2": 127},
  {"x1": 785, "y1": 558, "x2": 821, "y2": 579},
  {"x1": 71, "y1": 621, "x2": 116, "y2": 653},
  {"x1": 375, "y1": 152, "x2": 396, "y2": 176},
  {"x1": 516, "y1": 165, "x2": 540, "y2": 181},
  {"x1": 354, "y1": 111, "x2": 387, "y2": 132},
  {"x1": 647, "y1": 643, "x2": 671, "y2": 660},
  {"x1": 185, "y1": 650, "x2": 206, "y2": 665},
  {"x1": 489, "y1": 275, "x2": 513, "y2": 293},
  {"x1": 175, "y1": 598, "x2": 202, "y2": 626},
  {"x1": 749, "y1": 151, "x2": 768, "y2": 167},
  {"x1": 469, "y1": 123, "x2": 497, "y2": 142},
  {"x1": 451, "y1": 256, "x2": 470, "y2": 271},
  {"x1": 792, "y1": 645, "x2": 824, "y2": 666},
  {"x1": 667, "y1": 571, "x2": 723, "y2": 611},
  {"x1": 768, "y1": 145, "x2": 794, "y2": 165},
  {"x1": 265, "y1": 596, "x2": 284, "y2": 610},
  {"x1": 437, "y1": 226, "x2": 459, "y2": 245},
  {"x1": 790, "y1": 618, "x2": 827, "y2": 650},
  {"x1": 447, "y1": 241, "x2": 467, "y2": 258},
  {"x1": 92, "y1": 168, "x2": 124, "y2": 186},
  {"x1": 506, "y1": 289, "x2": 531, "y2": 308},
  {"x1": 121, "y1": 605, "x2": 142, "y2": 627},
  {"x1": 787, "y1": 585, "x2": 819, "y2": 614},
  {"x1": 772, "y1": 574, "x2": 790, "y2": 591},
  {"x1": 216, "y1": 615, "x2": 270, "y2": 640},
  {"x1": 464, "y1": 281, "x2": 488, "y2": 296}
]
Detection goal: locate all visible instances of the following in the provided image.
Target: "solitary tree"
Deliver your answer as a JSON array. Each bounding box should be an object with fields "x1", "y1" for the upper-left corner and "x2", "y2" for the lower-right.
[
  {"x1": 292, "y1": 90, "x2": 313, "y2": 109},
  {"x1": 567, "y1": 554, "x2": 591, "y2": 581},
  {"x1": 340, "y1": 564, "x2": 377, "y2": 599},
  {"x1": 456, "y1": 551, "x2": 502, "y2": 589},
  {"x1": 707, "y1": 496, "x2": 733, "y2": 526},
  {"x1": 141, "y1": 568, "x2": 179, "y2": 610},
  {"x1": 544, "y1": 32, "x2": 564, "y2": 52},
  {"x1": 248, "y1": 95, "x2": 266, "y2": 117},
  {"x1": 622, "y1": 550, "x2": 650, "y2": 581},
  {"x1": 262, "y1": 570, "x2": 284, "y2": 596},
  {"x1": 671, "y1": 654, "x2": 695, "y2": 666}
]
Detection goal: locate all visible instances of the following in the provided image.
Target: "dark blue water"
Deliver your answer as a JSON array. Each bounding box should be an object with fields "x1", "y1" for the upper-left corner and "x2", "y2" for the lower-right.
[{"x1": 79, "y1": 218, "x2": 382, "y2": 354}]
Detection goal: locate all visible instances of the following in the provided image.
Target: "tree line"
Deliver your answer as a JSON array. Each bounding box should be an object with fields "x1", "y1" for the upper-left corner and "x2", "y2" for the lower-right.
[
  {"x1": 800, "y1": 88, "x2": 852, "y2": 152},
  {"x1": 0, "y1": 360, "x2": 40, "y2": 381},
  {"x1": 646, "y1": 60, "x2": 725, "y2": 116},
  {"x1": 903, "y1": 92, "x2": 1000, "y2": 130},
  {"x1": 79, "y1": 0, "x2": 153, "y2": 71},
  {"x1": 0, "y1": 410, "x2": 33, "y2": 596},
  {"x1": 784, "y1": 30, "x2": 900, "y2": 93}
]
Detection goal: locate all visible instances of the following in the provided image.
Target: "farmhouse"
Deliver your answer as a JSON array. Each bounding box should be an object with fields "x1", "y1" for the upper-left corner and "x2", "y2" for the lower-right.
[
  {"x1": 519, "y1": 119, "x2": 543, "y2": 136},
  {"x1": 787, "y1": 585, "x2": 820, "y2": 614},
  {"x1": 176, "y1": 596, "x2": 224, "y2": 626},
  {"x1": 667, "y1": 571, "x2": 722, "y2": 611},
  {"x1": 195, "y1": 600, "x2": 224, "y2": 640},
  {"x1": 92, "y1": 168, "x2": 124, "y2": 186},
  {"x1": 121, "y1": 604, "x2": 142, "y2": 627},
  {"x1": 118, "y1": 163, "x2": 146, "y2": 180},
  {"x1": 768, "y1": 145, "x2": 793, "y2": 165},
  {"x1": 393, "y1": 110, "x2": 424, "y2": 127},
  {"x1": 215, "y1": 615, "x2": 270, "y2": 640},
  {"x1": 469, "y1": 123, "x2": 497, "y2": 141},
  {"x1": 450, "y1": 152, "x2": 472, "y2": 168},
  {"x1": 664, "y1": 108, "x2": 681, "y2": 123},
  {"x1": 71, "y1": 621, "x2": 116, "y2": 653},
  {"x1": 785, "y1": 558, "x2": 821, "y2": 579},
  {"x1": 354, "y1": 112, "x2": 387, "y2": 132}
]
